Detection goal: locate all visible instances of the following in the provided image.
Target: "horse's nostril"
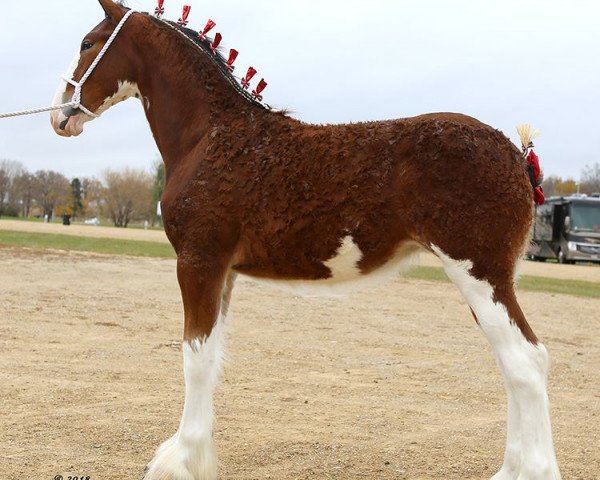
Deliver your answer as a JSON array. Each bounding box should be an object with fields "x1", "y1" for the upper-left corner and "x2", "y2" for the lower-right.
[
  {"x1": 59, "y1": 118, "x2": 69, "y2": 130},
  {"x1": 62, "y1": 106, "x2": 79, "y2": 118}
]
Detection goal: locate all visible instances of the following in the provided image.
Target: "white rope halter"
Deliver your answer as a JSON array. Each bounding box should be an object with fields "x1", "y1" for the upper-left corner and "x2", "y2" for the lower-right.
[{"x1": 0, "y1": 9, "x2": 135, "y2": 120}]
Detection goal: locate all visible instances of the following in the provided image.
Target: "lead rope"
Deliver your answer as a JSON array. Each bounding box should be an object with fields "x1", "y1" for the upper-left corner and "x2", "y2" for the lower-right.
[
  {"x1": 0, "y1": 9, "x2": 135, "y2": 120},
  {"x1": 0, "y1": 102, "x2": 79, "y2": 119}
]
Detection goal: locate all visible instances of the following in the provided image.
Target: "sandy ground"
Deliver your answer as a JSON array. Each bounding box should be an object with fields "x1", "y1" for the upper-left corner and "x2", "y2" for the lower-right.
[
  {"x1": 2, "y1": 218, "x2": 600, "y2": 283},
  {"x1": 1, "y1": 245, "x2": 599, "y2": 480}
]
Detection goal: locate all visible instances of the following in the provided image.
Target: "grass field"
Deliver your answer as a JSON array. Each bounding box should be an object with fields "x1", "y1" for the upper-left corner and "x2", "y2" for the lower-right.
[
  {"x1": 403, "y1": 266, "x2": 600, "y2": 299},
  {"x1": 1, "y1": 229, "x2": 598, "y2": 299},
  {"x1": 0, "y1": 230, "x2": 175, "y2": 258}
]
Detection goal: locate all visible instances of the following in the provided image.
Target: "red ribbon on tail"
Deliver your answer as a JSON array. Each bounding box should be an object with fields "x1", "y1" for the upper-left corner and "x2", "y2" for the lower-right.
[{"x1": 527, "y1": 150, "x2": 545, "y2": 205}]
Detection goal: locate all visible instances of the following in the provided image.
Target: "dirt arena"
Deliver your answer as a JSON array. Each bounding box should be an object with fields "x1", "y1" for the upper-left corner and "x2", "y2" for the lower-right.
[{"x1": 1, "y1": 226, "x2": 599, "y2": 479}]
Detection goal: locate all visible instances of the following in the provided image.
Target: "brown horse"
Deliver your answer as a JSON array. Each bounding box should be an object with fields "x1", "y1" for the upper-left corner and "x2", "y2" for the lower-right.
[{"x1": 50, "y1": 1, "x2": 561, "y2": 479}]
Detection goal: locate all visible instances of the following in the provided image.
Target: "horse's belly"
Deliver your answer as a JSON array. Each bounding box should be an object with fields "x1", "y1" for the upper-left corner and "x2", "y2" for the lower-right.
[{"x1": 240, "y1": 238, "x2": 422, "y2": 297}]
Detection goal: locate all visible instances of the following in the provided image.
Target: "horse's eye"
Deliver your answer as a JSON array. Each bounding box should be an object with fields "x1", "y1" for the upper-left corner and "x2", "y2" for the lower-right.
[{"x1": 81, "y1": 40, "x2": 94, "y2": 52}]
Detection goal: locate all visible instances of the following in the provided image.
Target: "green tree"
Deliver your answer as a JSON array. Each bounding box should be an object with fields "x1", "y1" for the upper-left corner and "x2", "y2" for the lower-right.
[{"x1": 71, "y1": 178, "x2": 84, "y2": 219}]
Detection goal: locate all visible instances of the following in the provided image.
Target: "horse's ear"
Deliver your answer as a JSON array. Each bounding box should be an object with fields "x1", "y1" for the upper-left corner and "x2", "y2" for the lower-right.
[{"x1": 98, "y1": 0, "x2": 126, "y2": 22}]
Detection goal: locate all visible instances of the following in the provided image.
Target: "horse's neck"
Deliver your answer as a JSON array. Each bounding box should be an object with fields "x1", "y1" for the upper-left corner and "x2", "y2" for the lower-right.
[{"x1": 134, "y1": 24, "x2": 256, "y2": 171}]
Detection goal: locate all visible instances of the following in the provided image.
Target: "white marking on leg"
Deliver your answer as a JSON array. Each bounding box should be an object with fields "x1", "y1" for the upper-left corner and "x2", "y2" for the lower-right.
[
  {"x1": 432, "y1": 245, "x2": 561, "y2": 480},
  {"x1": 491, "y1": 357, "x2": 522, "y2": 480},
  {"x1": 145, "y1": 316, "x2": 224, "y2": 480}
]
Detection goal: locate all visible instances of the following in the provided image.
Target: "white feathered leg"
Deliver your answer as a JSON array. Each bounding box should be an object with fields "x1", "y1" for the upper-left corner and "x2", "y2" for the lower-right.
[
  {"x1": 433, "y1": 247, "x2": 561, "y2": 480},
  {"x1": 144, "y1": 317, "x2": 224, "y2": 480}
]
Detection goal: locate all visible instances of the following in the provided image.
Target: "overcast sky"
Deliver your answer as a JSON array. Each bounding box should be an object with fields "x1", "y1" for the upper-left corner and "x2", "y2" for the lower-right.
[{"x1": 0, "y1": 0, "x2": 598, "y2": 181}]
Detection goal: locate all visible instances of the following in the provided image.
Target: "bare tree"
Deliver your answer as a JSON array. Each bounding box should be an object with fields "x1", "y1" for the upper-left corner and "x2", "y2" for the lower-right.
[
  {"x1": 580, "y1": 162, "x2": 600, "y2": 195},
  {"x1": 12, "y1": 172, "x2": 36, "y2": 217},
  {"x1": 34, "y1": 170, "x2": 71, "y2": 221},
  {"x1": 0, "y1": 160, "x2": 24, "y2": 217},
  {"x1": 81, "y1": 177, "x2": 105, "y2": 219},
  {"x1": 102, "y1": 168, "x2": 153, "y2": 227},
  {"x1": 541, "y1": 175, "x2": 578, "y2": 198},
  {"x1": 541, "y1": 175, "x2": 561, "y2": 198},
  {"x1": 0, "y1": 169, "x2": 8, "y2": 217}
]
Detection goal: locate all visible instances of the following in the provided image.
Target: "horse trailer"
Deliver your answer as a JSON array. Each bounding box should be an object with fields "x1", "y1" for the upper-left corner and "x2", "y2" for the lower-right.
[{"x1": 529, "y1": 195, "x2": 600, "y2": 264}]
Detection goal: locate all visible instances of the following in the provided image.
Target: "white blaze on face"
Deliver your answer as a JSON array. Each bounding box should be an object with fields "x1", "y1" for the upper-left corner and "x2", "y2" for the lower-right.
[
  {"x1": 52, "y1": 52, "x2": 80, "y2": 107},
  {"x1": 50, "y1": 52, "x2": 141, "y2": 138},
  {"x1": 50, "y1": 52, "x2": 89, "y2": 137}
]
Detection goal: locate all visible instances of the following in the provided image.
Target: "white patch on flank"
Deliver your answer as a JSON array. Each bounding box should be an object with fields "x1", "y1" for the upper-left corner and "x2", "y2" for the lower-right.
[
  {"x1": 248, "y1": 239, "x2": 422, "y2": 297},
  {"x1": 323, "y1": 235, "x2": 363, "y2": 281},
  {"x1": 96, "y1": 80, "x2": 141, "y2": 115},
  {"x1": 431, "y1": 245, "x2": 561, "y2": 480},
  {"x1": 145, "y1": 316, "x2": 225, "y2": 480}
]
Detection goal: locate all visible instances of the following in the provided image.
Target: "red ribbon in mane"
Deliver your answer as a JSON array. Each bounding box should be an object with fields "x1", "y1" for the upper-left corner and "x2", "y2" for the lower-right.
[
  {"x1": 199, "y1": 19, "x2": 216, "y2": 40},
  {"x1": 177, "y1": 5, "x2": 191, "y2": 27},
  {"x1": 226, "y1": 49, "x2": 239, "y2": 71},
  {"x1": 211, "y1": 33, "x2": 222, "y2": 54},
  {"x1": 241, "y1": 67, "x2": 257, "y2": 89},
  {"x1": 154, "y1": 0, "x2": 165, "y2": 17},
  {"x1": 527, "y1": 150, "x2": 545, "y2": 205},
  {"x1": 252, "y1": 79, "x2": 268, "y2": 101}
]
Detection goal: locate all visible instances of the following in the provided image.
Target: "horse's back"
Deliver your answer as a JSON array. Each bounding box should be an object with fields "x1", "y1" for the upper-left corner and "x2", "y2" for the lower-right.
[{"x1": 230, "y1": 112, "x2": 532, "y2": 283}]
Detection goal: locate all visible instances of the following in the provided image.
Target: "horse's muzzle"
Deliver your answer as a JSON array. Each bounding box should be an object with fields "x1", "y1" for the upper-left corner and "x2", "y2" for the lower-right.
[{"x1": 50, "y1": 107, "x2": 88, "y2": 137}]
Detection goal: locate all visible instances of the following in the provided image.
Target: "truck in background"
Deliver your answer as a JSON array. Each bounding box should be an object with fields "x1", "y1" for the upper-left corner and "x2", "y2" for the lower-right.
[{"x1": 528, "y1": 195, "x2": 600, "y2": 264}]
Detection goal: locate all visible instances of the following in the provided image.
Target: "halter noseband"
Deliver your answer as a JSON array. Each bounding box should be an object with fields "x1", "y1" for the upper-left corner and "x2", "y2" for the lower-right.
[{"x1": 62, "y1": 9, "x2": 135, "y2": 118}]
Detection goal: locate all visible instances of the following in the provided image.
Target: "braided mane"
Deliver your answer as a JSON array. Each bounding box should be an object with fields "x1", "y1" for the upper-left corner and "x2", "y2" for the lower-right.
[{"x1": 143, "y1": 12, "x2": 271, "y2": 111}]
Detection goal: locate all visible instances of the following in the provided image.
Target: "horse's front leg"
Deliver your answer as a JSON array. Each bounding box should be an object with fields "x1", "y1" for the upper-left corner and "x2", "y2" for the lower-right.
[{"x1": 144, "y1": 258, "x2": 235, "y2": 480}]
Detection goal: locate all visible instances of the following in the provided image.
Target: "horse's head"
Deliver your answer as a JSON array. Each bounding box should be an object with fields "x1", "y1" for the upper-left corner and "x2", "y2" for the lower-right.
[{"x1": 51, "y1": 0, "x2": 140, "y2": 137}]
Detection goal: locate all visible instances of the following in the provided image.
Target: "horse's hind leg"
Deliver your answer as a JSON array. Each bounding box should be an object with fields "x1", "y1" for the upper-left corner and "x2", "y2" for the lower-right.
[{"x1": 432, "y1": 246, "x2": 561, "y2": 480}]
